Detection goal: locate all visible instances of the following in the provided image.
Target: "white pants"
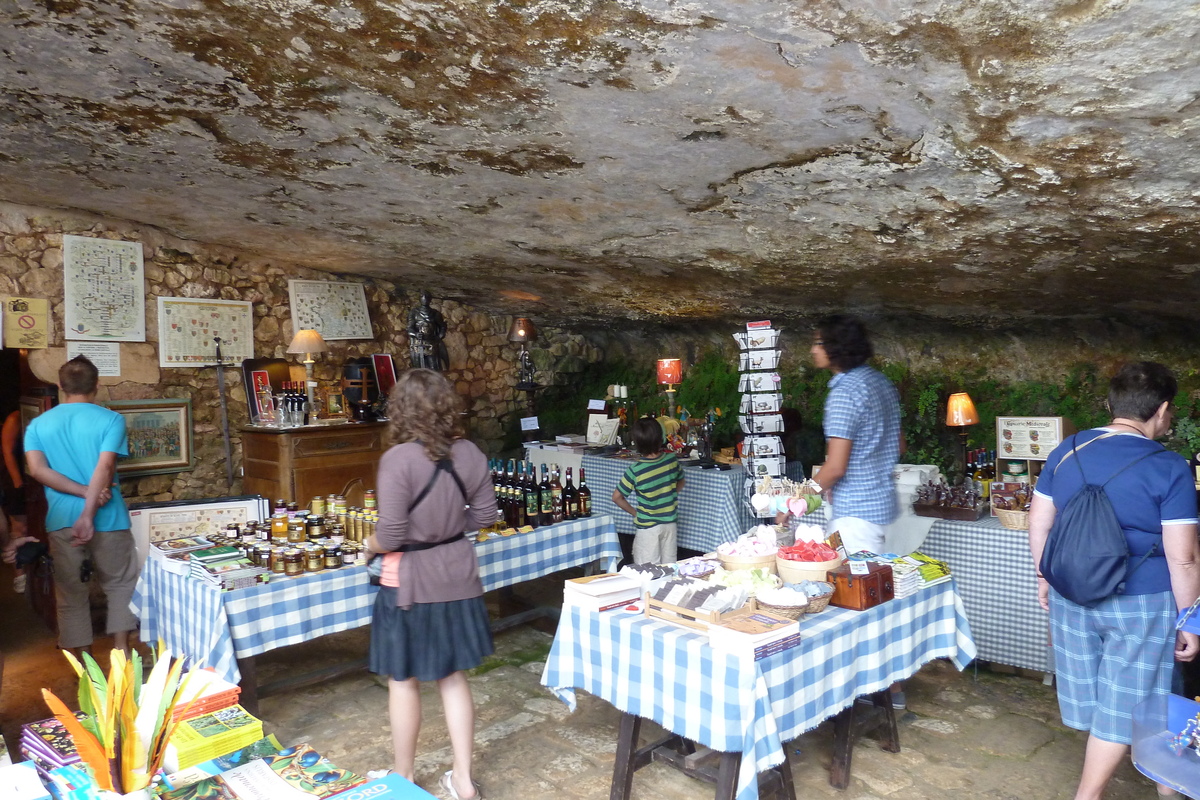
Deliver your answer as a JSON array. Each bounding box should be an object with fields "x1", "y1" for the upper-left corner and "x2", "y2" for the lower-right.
[
  {"x1": 826, "y1": 516, "x2": 887, "y2": 556},
  {"x1": 632, "y1": 522, "x2": 678, "y2": 565}
]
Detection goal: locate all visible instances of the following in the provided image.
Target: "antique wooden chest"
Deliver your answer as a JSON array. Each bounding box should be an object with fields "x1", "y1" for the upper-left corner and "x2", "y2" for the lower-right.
[{"x1": 827, "y1": 563, "x2": 895, "y2": 611}]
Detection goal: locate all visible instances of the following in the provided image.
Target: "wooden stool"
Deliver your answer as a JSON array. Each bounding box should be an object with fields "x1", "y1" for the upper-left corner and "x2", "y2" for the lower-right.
[
  {"x1": 829, "y1": 688, "x2": 901, "y2": 789},
  {"x1": 610, "y1": 711, "x2": 796, "y2": 800}
]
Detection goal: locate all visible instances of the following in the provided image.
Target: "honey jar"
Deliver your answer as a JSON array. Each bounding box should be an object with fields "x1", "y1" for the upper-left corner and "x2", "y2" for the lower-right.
[
  {"x1": 310, "y1": 495, "x2": 326, "y2": 516},
  {"x1": 324, "y1": 545, "x2": 341, "y2": 569},
  {"x1": 287, "y1": 521, "x2": 307, "y2": 544},
  {"x1": 270, "y1": 512, "x2": 289, "y2": 542},
  {"x1": 306, "y1": 515, "x2": 325, "y2": 540},
  {"x1": 270, "y1": 547, "x2": 286, "y2": 574},
  {"x1": 305, "y1": 545, "x2": 325, "y2": 573},
  {"x1": 283, "y1": 548, "x2": 304, "y2": 576}
]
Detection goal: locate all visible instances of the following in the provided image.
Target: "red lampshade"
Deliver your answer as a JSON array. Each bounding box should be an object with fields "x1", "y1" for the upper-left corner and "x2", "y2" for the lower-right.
[
  {"x1": 657, "y1": 358, "x2": 682, "y2": 385},
  {"x1": 946, "y1": 392, "x2": 979, "y2": 427}
]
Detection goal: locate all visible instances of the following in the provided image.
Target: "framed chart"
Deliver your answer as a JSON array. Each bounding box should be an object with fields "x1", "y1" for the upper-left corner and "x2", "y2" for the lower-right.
[
  {"x1": 106, "y1": 399, "x2": 195, "y2": 477},
  {"x1": 287, "y1": 279, "x2": 373, "y2": 340},
  {"x1": 63, "y1": 235, "x2": 146, "y2": 341},
  {"x1": 158, "y1": 297, "x2": 254, "y2": 367}
]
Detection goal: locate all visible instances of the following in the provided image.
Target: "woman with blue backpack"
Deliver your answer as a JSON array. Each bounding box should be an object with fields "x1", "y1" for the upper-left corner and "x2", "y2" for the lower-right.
[{"x1": 1029, "y1": 361, "x2": 1200, "y2": 800}]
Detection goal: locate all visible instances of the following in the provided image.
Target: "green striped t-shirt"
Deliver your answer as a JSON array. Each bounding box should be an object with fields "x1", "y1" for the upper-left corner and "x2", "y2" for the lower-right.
[{"x1": 617, "y1": 453, "x2": 683, "y2": 529}]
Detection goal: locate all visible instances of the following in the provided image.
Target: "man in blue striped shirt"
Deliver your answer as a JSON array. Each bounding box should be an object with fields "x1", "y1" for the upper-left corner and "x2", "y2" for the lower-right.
[{"x1": 811, "y1": 315, "x2": 902, "y2": 556}]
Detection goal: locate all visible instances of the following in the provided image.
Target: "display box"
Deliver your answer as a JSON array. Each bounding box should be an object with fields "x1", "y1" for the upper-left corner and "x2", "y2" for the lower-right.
[
  {"x1": 827, "y1": 563, "x2": 894, "y2": 610},
  {"x1": 913, "y1": 503, "x2": 988, "y2": 521},
  {"x1": 996, "y1": 416, "x2": 1075, "y2": 461},
  {"x1": 738, "y1": 372, "x2": 781, "y2": 393}
]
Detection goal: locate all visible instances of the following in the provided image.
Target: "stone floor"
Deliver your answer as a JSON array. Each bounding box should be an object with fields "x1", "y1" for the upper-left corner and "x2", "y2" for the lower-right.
[{"x1": 0, "y1": 559, "x2": 1180, "y2": 800}]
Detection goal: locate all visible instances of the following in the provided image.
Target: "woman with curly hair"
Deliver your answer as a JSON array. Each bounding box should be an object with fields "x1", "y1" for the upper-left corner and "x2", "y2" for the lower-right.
[{"x1": 364, "y1": 368, "x2": 498, "y2": 800}]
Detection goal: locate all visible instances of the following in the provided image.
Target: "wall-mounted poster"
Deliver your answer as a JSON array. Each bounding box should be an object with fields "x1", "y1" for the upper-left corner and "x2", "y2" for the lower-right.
[
  {"x1": 3, "y1": 296, "x2": 49, "y2": 349},
  {"x1": 106, "y1": 399, "x2": 195, "y2": 477},
  {"x1": 287, "y1": 280, "x2": 372, "y2": 340},
  {"x1": 63, "y1": 235, "x2": 146, "y2": 341},
  {"x1": 158, "y1": 297, "x2": 254, "y2": 367}
]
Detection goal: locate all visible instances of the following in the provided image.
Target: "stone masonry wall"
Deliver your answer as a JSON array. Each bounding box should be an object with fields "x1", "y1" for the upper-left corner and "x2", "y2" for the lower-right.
[{"x1": 0, "y1": 202, "x2": 603, "y2": 504}]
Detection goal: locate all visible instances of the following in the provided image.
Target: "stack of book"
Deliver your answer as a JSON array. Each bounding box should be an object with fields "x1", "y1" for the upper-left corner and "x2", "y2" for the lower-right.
[
  {"x1": 150, "y1": 536, "x2": 215, "y2": 575},
  {"x1": 159, "y1": 734, "x2": 283, "y2": 791},
  {"x1": 707, "y1": 609, "x2": 801, "y2": 660},
  {"x1": 159, "y1": 743, "x2": 365, "y2": 800},
  {"x1": 18, "y1": 715, "x2": 83, "y2": 781},
  {"x1": 562, "y1": 574, "x2": 642, "y2": 612},
  {"x1": 189, "y1": 547, "x2": 271, "y2": 591},
  {"x1": 173, "y1": 668, "x2": 242, "y2": 722},
  {"x1": 0, "y1": 761, "x2": 50, "y2": 800},
  {"x1": 165, "y1": 705, "x2": 264, "y2": 773},
  {"x1": 888, "y1": 552, "x2": 952, "y2": 598}
]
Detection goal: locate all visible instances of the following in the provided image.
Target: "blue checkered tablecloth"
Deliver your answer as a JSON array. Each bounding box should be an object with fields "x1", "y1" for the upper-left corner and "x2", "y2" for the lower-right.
[
  {"x1": 541, "y1": 580, "x2": 976, "y2": 800},
  {"x1": 133, "y1": 515, "x2": 620, "y2": 684},
  {"x1": 581, "y1": 454, "x2": 805, "y2": 553}
]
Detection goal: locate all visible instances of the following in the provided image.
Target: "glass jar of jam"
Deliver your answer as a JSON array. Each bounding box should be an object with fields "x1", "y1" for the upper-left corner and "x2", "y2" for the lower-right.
[
  {"x1": 270, "y1": 513, "x2": 289, "y2": 542},
  {"x1": 329, "y1": 523, "x2": 346, "y2": 545},
  {"x1": 310, "y1": 495, "x2": 326, "y2": 516},
  {"x1": 283, "y1": 548, "x2": 304, "y2": 576},
  {"x1": 324, "y1": 545, "x2": 341, "y2": 569},
  {"x1": 287, "y1": 521, "x2": 307, "y2": 544},
  {"x1": 306, "y1": 515, "x2": 325, "y2": 540},
  {"x1": 305, "y1": 545, "x2": 325, "y2": 573},
  {"x1": 341, "y1": 544, "x2": 358, "y2": 566},
  {"x1": 363, "y1": 489, "x2": 377, "y2": 510},
  {"x1": 270, "y1": 547, "x2": 286, "y2": 574}
]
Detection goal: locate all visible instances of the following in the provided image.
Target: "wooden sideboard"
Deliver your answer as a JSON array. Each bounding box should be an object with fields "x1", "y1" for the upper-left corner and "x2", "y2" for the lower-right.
[{"x1": 240, "y1": 422, "x2": 387, "y2": 504}]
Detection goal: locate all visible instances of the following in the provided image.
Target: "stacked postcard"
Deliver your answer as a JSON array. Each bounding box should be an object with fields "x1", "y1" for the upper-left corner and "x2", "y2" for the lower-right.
[
  {"x1": 164, "y1": 705, "x2": 265, "y2": 773},
  {"x1": 886, "y1": 552, "x2": 953, "y2": 599},
  {"x1": 188, "y1": 547, "x2": 271, "y2": 591}
]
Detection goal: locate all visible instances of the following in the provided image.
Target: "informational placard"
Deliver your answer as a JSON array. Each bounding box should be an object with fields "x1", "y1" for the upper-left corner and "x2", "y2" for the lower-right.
[
  {"x1": 996, "y1": 416, "x2": 1070, "y2": 460},
  {"x1": 520, "y1": 416, "x2": 540, "y2": 431},
  {"x1": 63, "y1": 234, "x2": 146, "y2": 341},
  {"x1": 67, "y1": 341, "x2": 120, "y2": 376},
  {"x1": 3, "y1": 296, "x2": 49, "y2": 348},
  {"x1": 587, "y1": 399, "x2": 606, "y2": 411},
  {"x1": 287, "y1": 279, "x2": 372, "y2": 340},
  {"x1": 157, "y1": 297, "x2": 254, "y2": 367}
]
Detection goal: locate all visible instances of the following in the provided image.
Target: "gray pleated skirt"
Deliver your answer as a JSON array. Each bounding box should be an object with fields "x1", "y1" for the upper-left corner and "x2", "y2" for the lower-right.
[{"x1": 368, "y1": 587, "x2": 494, "y2": 682}]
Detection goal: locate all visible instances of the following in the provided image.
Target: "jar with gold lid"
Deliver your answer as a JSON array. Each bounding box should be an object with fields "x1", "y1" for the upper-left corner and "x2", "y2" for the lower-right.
[
  {"x1": 306, "y1": 515, "x2": 325, "y2": 540},
  {"x1": 283, "y1": 548, "x2": 304, "y2": 576},
  {"x1": 287, "y1": 521, "x2": 307, "y2": 544},
  {"x1": 324, "y1": 545, "x2": 341, "y2": 569},
  {"x1": 270, "y1": 513, "x2": 289, "y2": 542},
  {"x1": 363, "y1": 489, "x2": 377, "y2": 510},
  {"x1": 270, "y1": 547, "x2": 286, "y2": 574},
  {"x1": 310, "y1": 495, "x2": 326, "y2": 516},
  {"x1": 305, "y1": 545, "x2": 325, "y2": 573}
]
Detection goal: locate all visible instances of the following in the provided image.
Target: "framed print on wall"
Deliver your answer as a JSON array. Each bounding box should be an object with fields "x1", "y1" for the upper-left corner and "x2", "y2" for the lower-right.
[{"x1": 105, "y1": 399, "x2": 195, "y2": 477}]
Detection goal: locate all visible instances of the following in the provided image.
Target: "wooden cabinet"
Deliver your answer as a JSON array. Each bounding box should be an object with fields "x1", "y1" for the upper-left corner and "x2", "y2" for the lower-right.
[{"x1": 241, "y1": 422, "x2": 387, "y2": 504}]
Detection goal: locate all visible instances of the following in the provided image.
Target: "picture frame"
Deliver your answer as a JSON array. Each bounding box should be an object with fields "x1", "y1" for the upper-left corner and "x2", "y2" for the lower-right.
[
  {"x1": 324, "y1": 390, "x2": 346, "y2": 419},
  {"x1": 19, "y1": 394, "x2": 56, "y2": 431},
  {"x1": 105, "y1": 399, "x2": 195, "y2": 477}
]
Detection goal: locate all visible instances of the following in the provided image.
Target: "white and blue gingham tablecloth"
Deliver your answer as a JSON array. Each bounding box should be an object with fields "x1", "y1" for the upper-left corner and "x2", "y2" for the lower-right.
[
  {"x1": 581, "y1": 454, "x2": 805, "y2": 553},
  {"x1": 541, "y1": 580, "x2": 976, "y2": 800},
  {"x1": 133, "y1": 515, "x2": 620, "y2": 684}
]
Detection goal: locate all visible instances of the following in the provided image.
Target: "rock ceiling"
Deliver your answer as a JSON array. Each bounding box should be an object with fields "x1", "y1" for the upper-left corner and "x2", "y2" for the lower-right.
[{"x1": 2, "y1": 0, "x2": 1200, "y2": 331}]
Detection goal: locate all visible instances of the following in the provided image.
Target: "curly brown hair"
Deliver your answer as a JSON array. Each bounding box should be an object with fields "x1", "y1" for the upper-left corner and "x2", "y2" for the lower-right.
[{"x1": 386, "y1": 368, "x2": 465, "y2": 459}]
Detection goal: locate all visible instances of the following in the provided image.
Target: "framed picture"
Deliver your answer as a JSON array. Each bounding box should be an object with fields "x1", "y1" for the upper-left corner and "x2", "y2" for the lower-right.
[
  {"x1": 19, "y1": 394, "x2": 56, "y2": 431},
  {"x1": 105, "y1": 399, "x2": 195, "y2": 477},
  {"x1": 324, "y1": 391, "x2": 346, "y2": 419},
  {"x1": 372, "y1": 354, "x2": 397, "y2": 396}
]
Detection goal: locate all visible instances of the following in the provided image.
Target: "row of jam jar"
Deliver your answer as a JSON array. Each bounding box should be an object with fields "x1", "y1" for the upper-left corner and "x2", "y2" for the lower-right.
[
  {"x1": 260, "y1": 508, "x2": 377, "y2": 545},
  {"x1": 208, "y1": 533, "x2": 368, "y2": 575}
]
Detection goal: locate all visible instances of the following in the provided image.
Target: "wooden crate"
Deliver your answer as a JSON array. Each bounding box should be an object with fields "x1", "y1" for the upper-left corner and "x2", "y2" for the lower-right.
[{"x1": 645, "y1": 596, "x2": 758, "y2": 631}]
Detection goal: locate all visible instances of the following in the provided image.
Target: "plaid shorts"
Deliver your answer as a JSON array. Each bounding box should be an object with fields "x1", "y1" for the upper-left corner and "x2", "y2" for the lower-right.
[{"x1": 1049, "y1": 589, "x2": 1175, "y2": 744}]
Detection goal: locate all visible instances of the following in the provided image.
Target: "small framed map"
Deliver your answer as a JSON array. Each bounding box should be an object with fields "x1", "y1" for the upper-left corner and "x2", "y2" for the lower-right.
[
  {"x1": 288, "y1": 280, "x2": 373, "y2": 340},
  {"x1": 63, "y1": 235, "x2": 146, "y2": 341}
]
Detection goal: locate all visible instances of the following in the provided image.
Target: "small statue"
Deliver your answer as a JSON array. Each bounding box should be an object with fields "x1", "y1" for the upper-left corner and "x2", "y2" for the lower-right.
[{"x1": 407, "y1": 290, "x2": 449, "y2": 371}]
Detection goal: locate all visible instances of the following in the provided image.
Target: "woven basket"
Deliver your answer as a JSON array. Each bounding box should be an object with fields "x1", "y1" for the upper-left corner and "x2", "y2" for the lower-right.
[
  {"x1": 995, "y1": 507, "x2": 1029, "y2": 530},
  {"x1": 718, "y1": 552, "x2": 778, "y2": 574},
  {"x1": 776, "y1": 555, "x2": 843, "y2": 585},
  {"x1": 756, "y1": 600, "x2": 806, "y2": 620},
  {"x1": 803, "y1": 593, "x2": 833, "y2": 614}
]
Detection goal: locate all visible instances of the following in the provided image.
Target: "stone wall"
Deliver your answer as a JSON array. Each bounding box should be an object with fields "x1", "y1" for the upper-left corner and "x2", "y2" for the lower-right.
[{"x1": 0, "y1": 202, "x2": 604, "y2": 504}]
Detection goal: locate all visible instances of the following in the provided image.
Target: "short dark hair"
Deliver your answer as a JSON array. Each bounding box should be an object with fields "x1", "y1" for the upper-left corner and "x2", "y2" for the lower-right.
[
  {"x1": 1108, "y1": 362, "x2": 1177, "y2": 422},
  {"x1": 59, "y1": 355, "x2": 99, "y2": 396},
  {"x1": 632, "y1": 417, "x2": 664, "y2": 456},
  {"x1": 816, "y1": 314, "x2": 873, "y2": 372}
]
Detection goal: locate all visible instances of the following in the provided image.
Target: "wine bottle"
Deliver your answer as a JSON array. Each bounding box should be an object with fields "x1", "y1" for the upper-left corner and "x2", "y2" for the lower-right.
[
  {"x1": 550, "y1": 464, "x2": 564, "y2": 524},
  {"x1": 523, "y1": 461, "x2": 541, "y2": 529},
  {"x1": 578, "y1": 467, "x2": 592, "y2": 517},
  {"x1": 539, "y1": 463, "x2": 554, "y2": 527},
  {"x1": 563, "y1": 467, "x2": 579, "y2": 521}
]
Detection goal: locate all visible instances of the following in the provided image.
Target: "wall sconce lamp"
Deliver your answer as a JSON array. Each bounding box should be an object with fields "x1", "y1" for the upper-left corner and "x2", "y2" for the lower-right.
[
  {"x1": 507, "y1": 316, "x2": 538, "y2": 390},
  {"x1": 945, "y1": 392, "x2": 979, "y2": 481},
  {"x1": 657, "y1": 358, "x2": 683, "y2": 419},
  {"x1": 287, "y1": 328, "x2": 329, "y2": 412}
]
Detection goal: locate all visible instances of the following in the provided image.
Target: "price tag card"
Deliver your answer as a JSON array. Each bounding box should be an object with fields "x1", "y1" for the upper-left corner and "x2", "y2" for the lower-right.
[
  {"x1": 849, "y1": 561, "x2": 871, "y2": 575},
  {"x1": 587, "y1": 399, "x2": 606, "y2": 411},
  {"x1": 520, "y1": 416, "x2": 540, "y2": 431}
]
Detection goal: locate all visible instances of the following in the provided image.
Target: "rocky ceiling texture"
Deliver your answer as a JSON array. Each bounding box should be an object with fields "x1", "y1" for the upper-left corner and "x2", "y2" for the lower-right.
[{"x1": 3, "y1": 0, "x2": 1200, "y2": 331}]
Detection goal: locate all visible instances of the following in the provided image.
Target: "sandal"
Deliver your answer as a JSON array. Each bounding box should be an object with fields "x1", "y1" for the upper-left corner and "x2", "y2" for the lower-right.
[{"x1": 440, "y1": 770, "x2": 483, "y2": 800}]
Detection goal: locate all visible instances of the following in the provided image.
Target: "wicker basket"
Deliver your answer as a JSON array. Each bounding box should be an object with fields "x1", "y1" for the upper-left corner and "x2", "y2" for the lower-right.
[
  {"x1": 776, "y1": 555, "x2": 844, "y2": 585},
  {"x1": 995, "y1": 507, "x2": 1030, "y2": 531},
  {"x1": 803, "y1": 593, "x2": 833, "y2": 614},
  {"x1": 756, "y1": 600, "x2": 806, "y2": 620},
  {"x1": 718, "y1": 552, "x2": 778, "y2": 574}
]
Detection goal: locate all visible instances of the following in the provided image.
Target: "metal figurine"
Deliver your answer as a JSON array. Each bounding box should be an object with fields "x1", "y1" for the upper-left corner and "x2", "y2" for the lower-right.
[{"x1": 407, "y1": 290, "x2": 449, "y2": 371}]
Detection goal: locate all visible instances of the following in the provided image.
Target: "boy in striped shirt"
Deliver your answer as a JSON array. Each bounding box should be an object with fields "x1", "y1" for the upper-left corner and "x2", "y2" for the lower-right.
[{"x1": 612, "y1": 417, "x2": 685, "y2": 564}]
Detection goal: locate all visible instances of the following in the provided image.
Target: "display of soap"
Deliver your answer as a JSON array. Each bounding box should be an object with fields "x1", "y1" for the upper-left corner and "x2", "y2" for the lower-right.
[{"x1": 650, "y1": 576, "x2": 749, "y2": 615}]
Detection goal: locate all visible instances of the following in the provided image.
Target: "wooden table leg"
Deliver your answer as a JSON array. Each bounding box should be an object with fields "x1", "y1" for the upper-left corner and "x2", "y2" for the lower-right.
[
  {"x1": 237, "y1": 654, "x2": 259, "y2": 716},
  {"x1": 611, "y1": 712, "x2": 642, "y2": 800},
  {"x1": 714, "y1": 751, "x2": 741, "y2": 800},
  {"x1": 877, "y1": 689, "x2": 900, "y2": 754},
  {"x1": 776, "y1": 744, "x2": 797, "y2": 800},
  {"x1": 829, "y1": 702, "x2": 855, "y2": 789}
]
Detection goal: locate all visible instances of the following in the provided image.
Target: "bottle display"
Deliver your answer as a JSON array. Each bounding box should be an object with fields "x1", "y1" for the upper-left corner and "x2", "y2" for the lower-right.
[
  {"x1": 562, "y1": 467, "x2": 579, "y2": 521},
  {"x1": 523, "y1": 461, "x2": 541, "y2": 529},
  {"x1": 550, "y1": 464, "x2": 564, "y2": 524},
  {"x1": 539, "y1": 464, "x2": 554, "y2": 527},
  {"x1": 578, "y1": 467, "x2": 592, "y2": 517}
]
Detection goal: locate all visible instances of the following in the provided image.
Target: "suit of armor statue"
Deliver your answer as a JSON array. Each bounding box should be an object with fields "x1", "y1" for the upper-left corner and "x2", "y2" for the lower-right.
[{"x1": 407, "y1": 291, "x2": 449, "y2": 371}]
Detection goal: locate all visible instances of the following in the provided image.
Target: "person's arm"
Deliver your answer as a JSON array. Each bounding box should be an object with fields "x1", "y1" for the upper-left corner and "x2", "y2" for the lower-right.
[
  {"x1": 816, "y1": 437, "x2": 852, "y2": 494},
  {"x1": 1027, "y1": 492, "x2": 1057, "y2": 611},
  {"x1": 25, "y1": 451, "x2": 112, "y2": 504},
  {"x1": 71, "y1": 450, "x2": 118, "y2": 546},
  {"x1": 2, "y1": 412, "x2": 22, "y2": 488},
  {"x1": 611, "y1": 488, "x2": 637, "y2": 518},
  {"x1": 1163, "y1": 522, "x2": 1200, "y2": 661}
]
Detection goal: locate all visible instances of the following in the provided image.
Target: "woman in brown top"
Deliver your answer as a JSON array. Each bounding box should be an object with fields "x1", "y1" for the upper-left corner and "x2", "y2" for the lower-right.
[{"x1": 365, "y1": 369, "x2": 497, "y2": 800}]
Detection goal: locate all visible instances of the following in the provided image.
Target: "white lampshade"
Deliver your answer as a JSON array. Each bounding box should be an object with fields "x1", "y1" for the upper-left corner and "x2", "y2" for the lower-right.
[{"x1": 287, "y1": 329, "x2": 328, "y2": 355}]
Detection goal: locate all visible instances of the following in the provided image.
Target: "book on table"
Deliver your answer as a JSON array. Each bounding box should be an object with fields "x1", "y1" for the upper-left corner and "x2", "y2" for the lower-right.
[
  {"x1": 562, "y1": 574, "x2": 641, "y2": 612},
  {"x1": 706, "y1": 609, "x2": 801, "y2": 658},
  {"x1": 158, "y1": 743, "x2": 364, "y2": 800},
  {"x1": 165, "y1": 705, "x2": 265, "y2": 773}
]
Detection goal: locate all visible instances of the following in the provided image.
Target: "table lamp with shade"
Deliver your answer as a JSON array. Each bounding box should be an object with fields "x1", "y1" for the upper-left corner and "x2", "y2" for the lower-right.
[
  {"x1": 945, "y1": 392, "x2": 979, "y2": 482},
  {"x1": 657, "y1": 358, "x2": 683, "y2": 419},
  {"x1": 287, "y1": 329, "x2": 329, "y2": 415}
]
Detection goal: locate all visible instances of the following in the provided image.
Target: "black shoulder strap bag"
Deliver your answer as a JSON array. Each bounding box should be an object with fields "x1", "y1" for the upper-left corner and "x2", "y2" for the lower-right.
[{"x1": 367, "y1": 457, "x2": 470, "y2": 584}]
